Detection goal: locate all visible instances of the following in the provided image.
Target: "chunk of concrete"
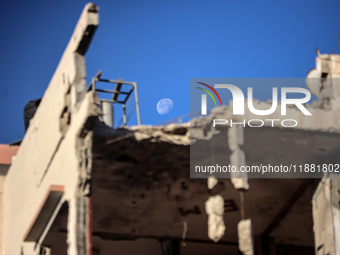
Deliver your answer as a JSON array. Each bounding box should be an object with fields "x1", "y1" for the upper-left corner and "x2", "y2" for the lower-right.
[
  {"x1": 207, "y1": 176, "x2": 218, "y2": 189},
  {"x1": 230, "y1": 148, "x2": 249, "y2": 190},
  {"x1": 237, "y1": 219, "x2": 254, "y2": 255},
  {"x1": 205, "y1": 195, "x2": 225, "y2": 242}
]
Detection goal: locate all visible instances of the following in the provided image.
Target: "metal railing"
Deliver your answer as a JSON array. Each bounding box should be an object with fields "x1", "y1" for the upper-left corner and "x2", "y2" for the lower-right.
[{"x1": 88, "y1": 74, "x2": 141, "y2": 127}]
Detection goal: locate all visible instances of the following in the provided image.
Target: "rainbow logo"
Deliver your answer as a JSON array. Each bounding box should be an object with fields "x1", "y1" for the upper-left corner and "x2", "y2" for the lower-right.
[
  {"x1": 197, "y1": 82, "x2": 222, "y2": 115},
  {"x1": 196, "y1": 82, "x2": 222, "y2": 106}
]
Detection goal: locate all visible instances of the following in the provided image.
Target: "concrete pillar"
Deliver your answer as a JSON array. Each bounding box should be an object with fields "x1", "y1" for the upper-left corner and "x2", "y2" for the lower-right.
[
  {"x1": 67, "y1": 196, "x2": 91, "y2": 255},
  {"x1": 312, "y1": 177, "x2": 340, "y2": 255}
]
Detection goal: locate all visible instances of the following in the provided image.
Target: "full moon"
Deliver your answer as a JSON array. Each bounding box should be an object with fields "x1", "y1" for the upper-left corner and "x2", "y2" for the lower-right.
[{"x1": 157, "y1": 98, "x2": 174, "y2": 115}]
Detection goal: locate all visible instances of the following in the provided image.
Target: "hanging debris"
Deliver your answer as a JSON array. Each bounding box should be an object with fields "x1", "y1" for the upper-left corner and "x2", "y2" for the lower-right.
[
  {"x1": 228, "y1": 124, "x2": 249, "y2": 190},
  {"x1": 205, "y1": 194, "x2": 226, "y2": 242},
  {"x1": 237, "y1": 219, "x2": 254, "y2": 255},
  {"x1": 207, "y1": 176, "x2": 218, "y2": 189}
]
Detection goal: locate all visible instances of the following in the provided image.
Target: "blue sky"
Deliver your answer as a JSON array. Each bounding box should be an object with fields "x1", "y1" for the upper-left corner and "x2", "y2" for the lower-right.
[{"x1": 0, "y1": 0, "x2": 339, "y2": 144}]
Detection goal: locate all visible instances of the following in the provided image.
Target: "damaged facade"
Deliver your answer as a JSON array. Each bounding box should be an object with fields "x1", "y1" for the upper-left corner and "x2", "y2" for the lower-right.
[{"x1": 0, "y1": 3, "x2": 339, "y2": 255}]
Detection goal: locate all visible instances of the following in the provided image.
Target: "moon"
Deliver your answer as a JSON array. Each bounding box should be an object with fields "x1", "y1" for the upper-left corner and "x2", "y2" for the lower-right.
[{"x1": 157, "y1": 98, "x2": 174, "y2": 115}]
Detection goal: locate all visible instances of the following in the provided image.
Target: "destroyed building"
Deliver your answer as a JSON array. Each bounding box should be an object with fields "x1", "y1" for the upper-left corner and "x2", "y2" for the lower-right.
[{"x1": 0, "y1": 3, "x2": 339, "y2": 255}]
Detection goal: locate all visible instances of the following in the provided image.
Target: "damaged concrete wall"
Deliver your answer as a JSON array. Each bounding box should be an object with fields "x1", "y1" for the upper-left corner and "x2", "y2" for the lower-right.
[{"x1": 4, "y1": 3, "x2": 99, "y2": 255}]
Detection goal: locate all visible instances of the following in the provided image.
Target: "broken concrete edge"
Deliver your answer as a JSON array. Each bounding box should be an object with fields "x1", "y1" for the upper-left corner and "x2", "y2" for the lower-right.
[
  {"x1": 32, "y1": 2, "x2": 99, "y2": 125},
  {"x1": 93, "y1": 98, "x2": 340, "y2": 152},
  {"x1": 8, "y1": 2, "x2": 100, "y2": 185},
  {"x1": 94, "y1": 122, "x2": 191, "y2": 146}
]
